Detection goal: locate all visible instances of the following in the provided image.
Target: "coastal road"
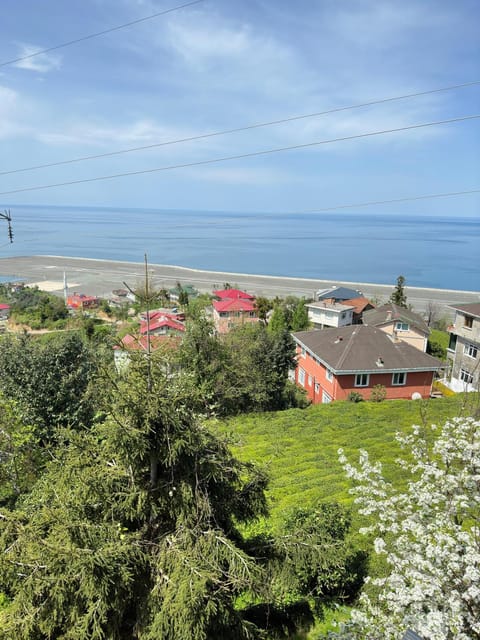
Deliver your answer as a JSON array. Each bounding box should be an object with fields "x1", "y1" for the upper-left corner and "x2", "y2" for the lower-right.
[{"x1": 0, "y1": 255, "x2": 479, "y2": 319}]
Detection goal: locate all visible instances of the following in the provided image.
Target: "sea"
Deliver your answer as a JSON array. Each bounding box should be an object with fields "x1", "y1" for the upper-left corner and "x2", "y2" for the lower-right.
[{"x1": 1, "y1": 204, "x2": 479, "y2": 291}]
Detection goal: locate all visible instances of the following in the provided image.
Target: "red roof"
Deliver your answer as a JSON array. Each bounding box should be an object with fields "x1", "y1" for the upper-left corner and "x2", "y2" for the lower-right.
[
  {"x1": 213, "y1": 288, "x2": 255, "y2": 301},
  {"x1": 213, "y1": 298, "x2": 256, "y2": 312},
  {"x1": 142, "y1": 309, "x2": 185, "y2": 322},
  {"x1": 140, "y1": 318, "x2": 185, "y2": 334},
  {"x1": 342, "y1": 297, "x2": 374, "y2": 314},
  {"x1": 114, "y1": 334, "x2": 180, "y2": 351},
  {"x1": 0, "y1": 303, "x2": 10, "y2": 310}
]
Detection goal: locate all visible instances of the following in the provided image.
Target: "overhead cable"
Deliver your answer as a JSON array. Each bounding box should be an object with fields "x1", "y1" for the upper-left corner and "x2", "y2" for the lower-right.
[
  {"x1": 0, "y1": 0, "x2": 205, "y2": 69},
  {"x1": 0, "y1": 114, "x2": 478, "y2": 196},
  {"x1": 1, "y1": 80, "x2": 479, "y2": 176}
]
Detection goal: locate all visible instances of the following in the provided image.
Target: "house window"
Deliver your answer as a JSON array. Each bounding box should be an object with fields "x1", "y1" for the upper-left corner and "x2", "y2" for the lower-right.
[
  {"x1": 326, "y1": 369, "x2": 333, "y2": 382},
  {"x1": 460, "y1": 369, "x2": 474, "y2": 384},
  {"x1": 447, "y1": 334, "x2": 457, "y2": 352},
  {"x1": 308, "y1": 375, "x2": 312, "y2": 386},
  {"x1": 219, "y1": 312, "x2": 229, "y2": 318},
  {"x1": 298, "y1": 368, "x2": 305, "y2": 386},
  {"x1": 314, "y1": 383, "x2": 320, "y2": 394},
  {"x1": 396, "y1": 322, "x2": 409, "y2": 331},
  {"x1": 355, "y1": 373, "x2": 369, "y2": 387},
  {"x1": 322, "y1": 390, "x2": 332, "y2": 403},
  {"x1": 464, "y1": 315, "x2": 473, "y2": 329},
  {"x1": 249, "y1": 311, "x2": 256, "y2": 318},
  {"x1": 392, "y1": 372, "x2": 407, "y2": 386},
  {"x1": 464, "y1": 343, "x2": 478, "y2": 359}
]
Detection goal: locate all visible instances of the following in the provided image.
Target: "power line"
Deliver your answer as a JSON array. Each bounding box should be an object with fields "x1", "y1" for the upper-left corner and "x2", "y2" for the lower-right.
[
  {"x1": 1, "y1": 80, "x2": 479, "y2": 177},
  {"x1": 0, "y1": 0, "x2": 205, "y2": 69},
  {"x1": 301, "y1": 188, "x2": 480, "y2": 214},
  {"x1": 0, "y1": 114, "x2": 478, "y2": 196}
]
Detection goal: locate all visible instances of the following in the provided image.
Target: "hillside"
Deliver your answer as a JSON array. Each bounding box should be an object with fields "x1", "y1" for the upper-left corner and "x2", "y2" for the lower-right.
[{"x1": 217, "y1": 395, "x2": 475, "y2": 526}]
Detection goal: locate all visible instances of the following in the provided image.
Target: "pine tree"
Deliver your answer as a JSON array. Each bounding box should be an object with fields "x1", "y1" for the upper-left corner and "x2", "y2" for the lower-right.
[
  {"x1": 389, "y1": 275, "x2": 408, "y2": 308},
  {"x1": 0, "y1": 355, "x2": 269, "y2": 639}
]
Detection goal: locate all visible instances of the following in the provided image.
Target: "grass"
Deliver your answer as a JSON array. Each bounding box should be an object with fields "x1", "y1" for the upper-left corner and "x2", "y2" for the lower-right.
[{"x1": 215, "y1": 395, "x2": 473, "y2": 526}]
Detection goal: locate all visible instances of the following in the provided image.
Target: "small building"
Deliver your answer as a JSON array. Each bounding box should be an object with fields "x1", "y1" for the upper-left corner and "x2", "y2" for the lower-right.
[
  {"x1": 292, "y1": 325, "x2": 443, "y2": 404},
  {"x1": 446, "y1": 302, "x2": 480, "y2": 392},
  {"x1": 362, "y1": 303, "x2": 429, "y2": 352},
  {"x1": 342, "y1": 296, "x2": 375, "y2": 324},
  {"x1": 306, "y1": 301, "x2": 354, "y2": 329},
  {"x1": 139, "y1": 316, "x2": 185, "y2": 337},
  {"x1": 169, "y1": 284, "x2": 198, "y2": 301},
  {"x1": 67, "y1": 293, "x2": 99, "y2": 310},
  {"x1": 113, "y1": 334, "x2": 180, "y2": 371},
  {"x1": 316, "y1": 285, "x2": 363, "y2": 302},
  {"x1": 212, "y1": 288, "x2": 258, "y2": 334},
  {"x1": 0, "y1": 303, "x2": 10, "y2": 320}
]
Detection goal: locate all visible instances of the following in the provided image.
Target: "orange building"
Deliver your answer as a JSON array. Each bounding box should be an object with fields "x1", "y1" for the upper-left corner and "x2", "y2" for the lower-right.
[{"x1": 292, "y1": 325, "x2": 442, "y2": 403}]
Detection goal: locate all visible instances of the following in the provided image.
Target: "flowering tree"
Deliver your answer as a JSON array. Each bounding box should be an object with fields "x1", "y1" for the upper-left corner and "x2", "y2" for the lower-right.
[{"x1": 337, "y1": 416, "x2": 480, "y2": 640}]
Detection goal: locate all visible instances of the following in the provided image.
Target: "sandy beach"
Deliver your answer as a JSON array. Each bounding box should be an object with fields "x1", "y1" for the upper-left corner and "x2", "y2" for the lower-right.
[{"x1": 0, "y1": 255, "x2": 478, "y2": 317}]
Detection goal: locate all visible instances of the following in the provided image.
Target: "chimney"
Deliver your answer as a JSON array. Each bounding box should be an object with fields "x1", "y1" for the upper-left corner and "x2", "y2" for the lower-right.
[
  {"x1": 376, "y1": 356, "x2": 384, "y2": 367},
  {"x1": 386, "y1": 310, "x2": 392, "y2": 321}
]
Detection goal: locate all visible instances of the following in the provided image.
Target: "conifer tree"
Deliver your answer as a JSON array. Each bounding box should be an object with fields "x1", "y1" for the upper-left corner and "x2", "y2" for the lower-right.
[
  {"x1": 389, "y1": 275, "x2": 408, "y2": 308},
  {"x1": 0, "y1": 354, "x2": 269, "y2": 639}
]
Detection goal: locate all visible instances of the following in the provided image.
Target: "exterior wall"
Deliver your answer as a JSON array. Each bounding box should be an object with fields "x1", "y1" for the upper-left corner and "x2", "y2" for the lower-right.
[
  {"x1": 294, "y1": 345, "x2": 435, "y2": 403},
  {"x1": 307, "y1": 306, "x2": 353, "y2": 329},
  {"x1": 213, "y1": 310, "x2": 259, "y2": 334},
  {"x1": 447, "y1": 311, "x2": 480, "y2": 391},
  {"x1": 377, "y1": 323, "x2": 428, "y2": 352}
]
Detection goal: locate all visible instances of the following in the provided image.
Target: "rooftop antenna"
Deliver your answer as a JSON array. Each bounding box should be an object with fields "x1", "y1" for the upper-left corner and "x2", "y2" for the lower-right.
[{"x1": 0, "y1": 209, "x2": 13, "y2": 243}]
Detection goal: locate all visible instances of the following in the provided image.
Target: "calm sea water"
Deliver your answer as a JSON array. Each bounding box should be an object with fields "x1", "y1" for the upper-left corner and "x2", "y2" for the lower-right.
[{"x1": 1, "y1": 204, "x2": 479, "y2": 291}]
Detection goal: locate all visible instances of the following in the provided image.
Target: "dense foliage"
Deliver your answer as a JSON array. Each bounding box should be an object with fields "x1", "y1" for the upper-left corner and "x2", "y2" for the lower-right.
[
  {"x1": 0, "y1": 355, "x2": 271, "y2": 639},
  {"x1": 178, "y1": 316, "x2": 297, "y2": 416},
  {"x1": 0, "y1": 333, "x2": 98, "y2": 442},
  {"x1": 0, "y1": 284, "x2": 69, "y2": 329}
]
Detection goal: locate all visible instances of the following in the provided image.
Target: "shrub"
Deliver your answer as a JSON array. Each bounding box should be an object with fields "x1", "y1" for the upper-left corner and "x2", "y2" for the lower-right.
[
  {"x1": 347, "y1": 391, "x2": 363, "y2": 403},
  {"x1": 370, "y1": 384, "x2": 387, "y2": 402}
]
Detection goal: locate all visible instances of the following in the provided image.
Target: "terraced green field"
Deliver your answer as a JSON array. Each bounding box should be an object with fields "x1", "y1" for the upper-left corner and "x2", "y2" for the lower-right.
[{"x1": 216, "y1": 395, "x2": 476, "y2": 526}]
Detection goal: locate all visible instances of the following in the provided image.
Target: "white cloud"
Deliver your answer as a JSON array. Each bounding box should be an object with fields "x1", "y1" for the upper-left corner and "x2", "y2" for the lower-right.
[
  {"x1": 36, "y1": 118, "x2": 198, "y2": 149},
  {"x1": 13, "y1": 44, "x2": 61, "y2": 72},
  {"x1": 191, "y1": 166, "x2": 297, "y2": 186},
  {"x1": 0, "y1": 85, "x2": 30, "y2": 139}
]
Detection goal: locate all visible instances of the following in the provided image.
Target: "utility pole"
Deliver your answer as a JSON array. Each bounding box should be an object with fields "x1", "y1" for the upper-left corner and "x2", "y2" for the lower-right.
[{"x1": 0, "y1": 210, "x2": 14, "y2": 244}]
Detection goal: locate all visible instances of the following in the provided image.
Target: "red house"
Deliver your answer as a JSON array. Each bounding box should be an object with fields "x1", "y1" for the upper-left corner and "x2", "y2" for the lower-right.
[
  {"x1": 212, "y1": 288, "x2": 258, "y2": 334},
  {"x1": 292, "y1": 325, "x2": 443, "y2": 403},
  {"x1": 67, "y1": 293, "x2": 98, "y2": 310}
]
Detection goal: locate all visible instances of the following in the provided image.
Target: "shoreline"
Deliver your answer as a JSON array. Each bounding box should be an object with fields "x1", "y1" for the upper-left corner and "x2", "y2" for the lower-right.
[{"x1": 0, "y1": 255, "x2": 479, "y2": 316}]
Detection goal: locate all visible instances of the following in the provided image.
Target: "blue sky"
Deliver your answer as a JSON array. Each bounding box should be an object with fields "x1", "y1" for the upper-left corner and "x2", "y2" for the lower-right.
[{"x1": 0, "y1": 0, "x2": 479, "y2": 216}]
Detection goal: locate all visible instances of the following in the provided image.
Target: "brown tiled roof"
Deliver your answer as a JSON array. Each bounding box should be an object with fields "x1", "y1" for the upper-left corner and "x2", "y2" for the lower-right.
[
  {"x1": 448, "y1": 302, "x2": 480, "y2": 318},
  {"x1": 292, "y1": 325, "x2": 442, "y2": 374},
  {"x1": 362, "y1": 303, "x2": 429, "y2": 334},
  {"x1": 341, "y1": 296, "x2": 374, "y2": 314}
]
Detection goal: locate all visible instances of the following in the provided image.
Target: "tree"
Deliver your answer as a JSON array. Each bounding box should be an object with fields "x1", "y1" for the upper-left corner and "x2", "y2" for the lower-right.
[
  {"x1": 0, "y1": 355, "x2": 269, "y2": 639},
  {"x1": 268, "y1": 304, "x2": 288, "y2": 335},
  {"x1": 0, "y1": 333, "x2": 98, "y2": 441},
  {"x1": 0, "y1": 395, "x2": 42, "y2": 507},
  {"x1": 337, "y1": 416, "x2": 480, "y2": 640},
  {"x1": 290, "y1": 299, "x2": 310, "y2": 331},
  {"x1": 389, "y1": 275, "x2": 407, "y2": 308},
  {"x1": 254, "y1": 296, "x2": 272, "y2": 325}
]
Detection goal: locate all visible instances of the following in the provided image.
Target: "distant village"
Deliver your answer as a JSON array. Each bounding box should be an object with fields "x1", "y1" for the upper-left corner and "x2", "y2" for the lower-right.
[{"x1": 0, "y1": 278, "x2": 478, "y2": 402}]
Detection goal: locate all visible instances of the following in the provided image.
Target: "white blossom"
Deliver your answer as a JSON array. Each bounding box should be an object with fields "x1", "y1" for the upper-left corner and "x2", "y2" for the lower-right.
[{"x1": 335, "y1": 417, "x2": 480, "y2": 640}]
